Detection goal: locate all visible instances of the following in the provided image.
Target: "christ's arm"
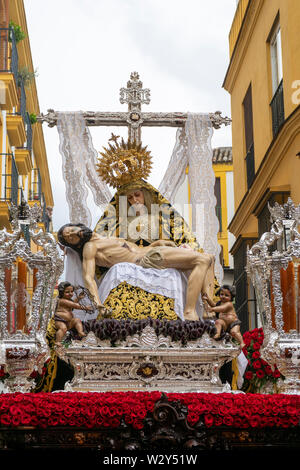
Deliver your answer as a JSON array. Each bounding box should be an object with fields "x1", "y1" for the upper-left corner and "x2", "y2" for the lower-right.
[{"x1": 82, "y1": 243, "x2": 104, "y2": 308}]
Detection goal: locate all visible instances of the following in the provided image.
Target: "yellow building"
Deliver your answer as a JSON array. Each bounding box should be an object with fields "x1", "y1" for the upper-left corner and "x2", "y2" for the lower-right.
[
  {"x1": 223, "y1": 0, "x2": 300, "y2": 331},
  {"x1": 0, "y1": 0, "x2": 53, "y2": 229},
  {"x1": 212, "y1": 146, "x2": 234, "y2": 282},
  {"x1": 0, "y1": 0, "x2": 53, "y2": 331},
  {"x1": 174, "y1": 147, "x2": 234, "y2": 283}
]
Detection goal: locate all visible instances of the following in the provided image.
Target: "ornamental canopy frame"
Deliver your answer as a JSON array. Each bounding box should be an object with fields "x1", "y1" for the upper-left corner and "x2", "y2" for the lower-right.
[{"x1": 37, "y1": 72, "x2": 231, "y2": 144}]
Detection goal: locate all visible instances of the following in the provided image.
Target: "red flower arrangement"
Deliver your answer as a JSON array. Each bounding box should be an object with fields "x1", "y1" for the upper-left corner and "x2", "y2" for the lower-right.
[
  {"x1": 0, "y1": 366, "x2": 10, "y2": 383},
  {"x1": 0, "y1": 391, "x2": 299, "y2": 430},
  {"x1": 242, "y1": 328, "x2": 284, "y2": 393}
]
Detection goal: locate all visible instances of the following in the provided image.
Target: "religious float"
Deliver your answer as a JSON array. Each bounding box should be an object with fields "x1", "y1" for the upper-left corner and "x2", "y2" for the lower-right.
[{"x1": 0, "y1": 74, "x2": 299, "y2": 453}]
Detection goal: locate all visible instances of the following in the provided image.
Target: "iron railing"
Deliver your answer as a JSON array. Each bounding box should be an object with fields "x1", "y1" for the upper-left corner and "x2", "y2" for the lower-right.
[
  {"x1": 16, "y1": 77, "x2": 26, "y2": 123},
  {"x1": 233, "y1": 237, "x2": 259, "y2": 332},
  {"x1": 0, "y1": 153, "x2": 19, "y2": 204},
  {"x1": 18, "y1": 188, "x2": 31, "y2": 245},
  {"x1": 270, "y1": 79, "x2": 285, "y2": 137},
  {"x1": 25, "y1": 112, "x2": 32, "y2": 151},
  {"x1": 0, "y1": 27, "x2": 18, "y2": 84},
  {"x1": 245, "y1": 143, "x2": 255, "y2": 189},
  {"x1": 21, "y1": 111, "x2": 32, "y2": 152},
  {"x1": 29, "y1": 168, "x2": 41, "y2": 202}
]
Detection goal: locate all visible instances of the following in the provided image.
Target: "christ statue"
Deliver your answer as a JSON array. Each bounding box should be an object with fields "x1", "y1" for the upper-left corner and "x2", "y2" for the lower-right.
[{"x1": 57, "y1": 223, "x2": 214, "y2": 322}]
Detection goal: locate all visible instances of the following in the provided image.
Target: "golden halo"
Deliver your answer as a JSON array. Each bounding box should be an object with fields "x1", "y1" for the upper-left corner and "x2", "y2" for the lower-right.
[{"x1": 97, "y1": 135, "x2": 153, "y2": 189}]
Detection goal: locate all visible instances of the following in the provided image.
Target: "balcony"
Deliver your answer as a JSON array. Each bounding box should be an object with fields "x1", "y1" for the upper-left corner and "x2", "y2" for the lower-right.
[
  {"x1": 0, "y1": 153, "x2": 19, "y2": 227},
  {"x1": 29, "y1": 168, "x2": 42, "y2": 203},
  {"x1": 0, "y1": 28, "x2": 19, "y2": 110},
  {"x1": 270, "y1": 79, "x2": 285, "y2": 137},
  {"x1": 15, "y1": 113, "x2": 33, "y2": 175},
  {"x1": 6, "y1": 77, "x2": 27, "y2": 147}
]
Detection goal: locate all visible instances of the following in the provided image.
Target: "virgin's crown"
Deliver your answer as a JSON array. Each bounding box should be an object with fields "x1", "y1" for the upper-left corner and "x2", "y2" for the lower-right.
[{"x1": 97, "y1": 134, "x2": 152, "y2": 189}]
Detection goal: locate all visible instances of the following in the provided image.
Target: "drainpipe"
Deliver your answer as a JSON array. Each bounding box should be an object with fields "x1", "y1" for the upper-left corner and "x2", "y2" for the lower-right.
[{"x1": 1, "y1": 110, "x2": 7, "y2": 199}]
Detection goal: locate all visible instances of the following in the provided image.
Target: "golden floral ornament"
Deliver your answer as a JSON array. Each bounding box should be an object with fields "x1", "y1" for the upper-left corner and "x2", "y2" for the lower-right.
[{"x1": 97, "y1": 134, "x2": 152, "y2": 189}]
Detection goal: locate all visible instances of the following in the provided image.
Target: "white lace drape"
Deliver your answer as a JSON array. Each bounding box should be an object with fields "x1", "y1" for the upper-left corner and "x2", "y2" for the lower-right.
[
  {"x1": 159, "y1": 113, "x2": 222, "y2": 283},
  {"x1": 57, "y1": 112, "x2": 112, "y2": 227}
]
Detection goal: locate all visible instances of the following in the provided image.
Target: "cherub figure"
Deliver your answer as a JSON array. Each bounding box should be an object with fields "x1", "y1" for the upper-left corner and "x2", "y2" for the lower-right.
[
  {"x1": 54, "y1": 281, "x2": 93, "y2": 345},
  {"x1": 202, "y1": 285, "x2": 245, "y2": 349}
]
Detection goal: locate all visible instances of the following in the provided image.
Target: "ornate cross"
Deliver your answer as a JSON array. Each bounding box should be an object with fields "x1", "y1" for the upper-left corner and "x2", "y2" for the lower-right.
[{"x1": 37, "y1": 72, "x2": 231, "y2": 143}]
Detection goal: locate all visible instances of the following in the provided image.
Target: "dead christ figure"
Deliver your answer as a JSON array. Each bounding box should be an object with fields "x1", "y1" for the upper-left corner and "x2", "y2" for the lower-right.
[{"x1": 57, "y1": 224, "x2": 215, "y2": 321}]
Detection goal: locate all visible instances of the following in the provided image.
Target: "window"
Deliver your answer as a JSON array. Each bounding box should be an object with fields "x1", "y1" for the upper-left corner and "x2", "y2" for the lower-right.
[
  {"x1": 214, "y1": 177, "x2": 222, "y2": 232},
  {"x1": 269, "y1": 18, "x2": 285, "y2": 136},
  {"x1": 243, "y1": 84, "x2": 255, "y2": 188},
  {"x1": 270, "y1": 24, "x2": 283, "y2": 96}
]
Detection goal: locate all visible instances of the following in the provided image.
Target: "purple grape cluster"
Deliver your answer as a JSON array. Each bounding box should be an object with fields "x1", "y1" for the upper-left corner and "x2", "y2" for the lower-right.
[{"x1": 75, "y1": 317, "x2": 217, "y2": 346}]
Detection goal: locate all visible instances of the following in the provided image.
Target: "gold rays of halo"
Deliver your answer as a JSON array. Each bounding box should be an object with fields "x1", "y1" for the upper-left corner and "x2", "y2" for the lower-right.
[{"x1": 97, "y1": 134, "x2": 153, "y2": 189}]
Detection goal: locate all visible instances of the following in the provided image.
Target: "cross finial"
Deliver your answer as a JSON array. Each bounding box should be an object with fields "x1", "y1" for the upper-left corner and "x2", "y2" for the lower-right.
[
  {"x1": 119, "y1": 72, "x2": 151, "y2": 143},
  {"x1": 109, "y1": 133, "x2": 120, "y2": 144},
  {"x1": 119, "y1": 71, "x2": 151, "y2": 108}
]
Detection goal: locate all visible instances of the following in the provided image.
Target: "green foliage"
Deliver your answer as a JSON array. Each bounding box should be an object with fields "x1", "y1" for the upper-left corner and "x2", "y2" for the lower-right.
[
  {"x1": 29, "y1": 113, "x2": 37, "y2": 124},
  {"x1": 9, "y1": 20, "x2": 26, "y2": 43},
  {"x1": 17, "y1": 67, "x2": 38, "y2": 88}
]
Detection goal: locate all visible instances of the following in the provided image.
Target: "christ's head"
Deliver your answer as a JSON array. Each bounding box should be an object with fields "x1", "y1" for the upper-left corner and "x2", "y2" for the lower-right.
[{"x1": 57, "y1": 223, "x2": 93, "y2": 258}]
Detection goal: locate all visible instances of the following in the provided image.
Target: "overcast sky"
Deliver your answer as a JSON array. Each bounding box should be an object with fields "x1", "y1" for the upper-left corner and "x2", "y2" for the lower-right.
[{"x1": 24, "y1": 0, "x2": 237, "y2": 231}]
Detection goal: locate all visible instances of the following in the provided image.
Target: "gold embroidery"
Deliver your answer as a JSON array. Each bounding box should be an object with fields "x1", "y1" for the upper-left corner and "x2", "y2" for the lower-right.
[{"x1": 100, "y1": 281, "x2": 178, "y2": 322}]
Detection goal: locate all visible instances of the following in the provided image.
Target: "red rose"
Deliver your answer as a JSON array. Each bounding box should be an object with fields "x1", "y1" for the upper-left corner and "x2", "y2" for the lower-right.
[
  {"x1": 132, "y1": 419, "x2": 144, "y2": 430},
  {"x1": 223, "y1": 415, "x2": 234, "y2": 426},
  {"x1": 252, "y1": 350, "x2": 260, "y2": 359},
  {"x1": 256, "y1": 369, "x2": 265, "y2": 378},
  {"x1": 214, "y1": 416, "x2": 223, "y2": 426},
  {"x1": 204, "y1": 414, "x2": 214, "y2": 427},
  {"x1": 252, "y1": 360, "x2": 262, "y2": 370},
  {"x1": 252, "y1": 342, "x2": 261, "y2": 350},
  {"x1": 30, "y1": 416, "x2": 39, "y2": 427},
  {"x1": 272, "y1": 369, "x2": 281, "y2": 378},
  {"x1": 264, "y1": 365, "x2": 273, "y2": 376},
  {"x1": 0, "y1": 414, "x2": 12, "y2": 426},
  {"x1": 249, "y1": 414, "x2": 261, "y2": 428}
]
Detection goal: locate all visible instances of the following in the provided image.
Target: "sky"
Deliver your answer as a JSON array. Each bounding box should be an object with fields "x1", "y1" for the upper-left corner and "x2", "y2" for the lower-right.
[{"x1": 24, "y1": 0, "x2": 238, "y2": 231}]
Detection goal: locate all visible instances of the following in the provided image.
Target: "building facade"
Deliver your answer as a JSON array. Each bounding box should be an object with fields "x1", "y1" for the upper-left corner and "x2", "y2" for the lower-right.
[
  {"x1": 0, "y1": 0, "x2": 53, "y2": 332},
  {"x1": 223, "y1": 0, "x2": 300, "y2": 332},
  {"x1": 173, "y1": 146, "x2": 235, "y2": 285}
]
